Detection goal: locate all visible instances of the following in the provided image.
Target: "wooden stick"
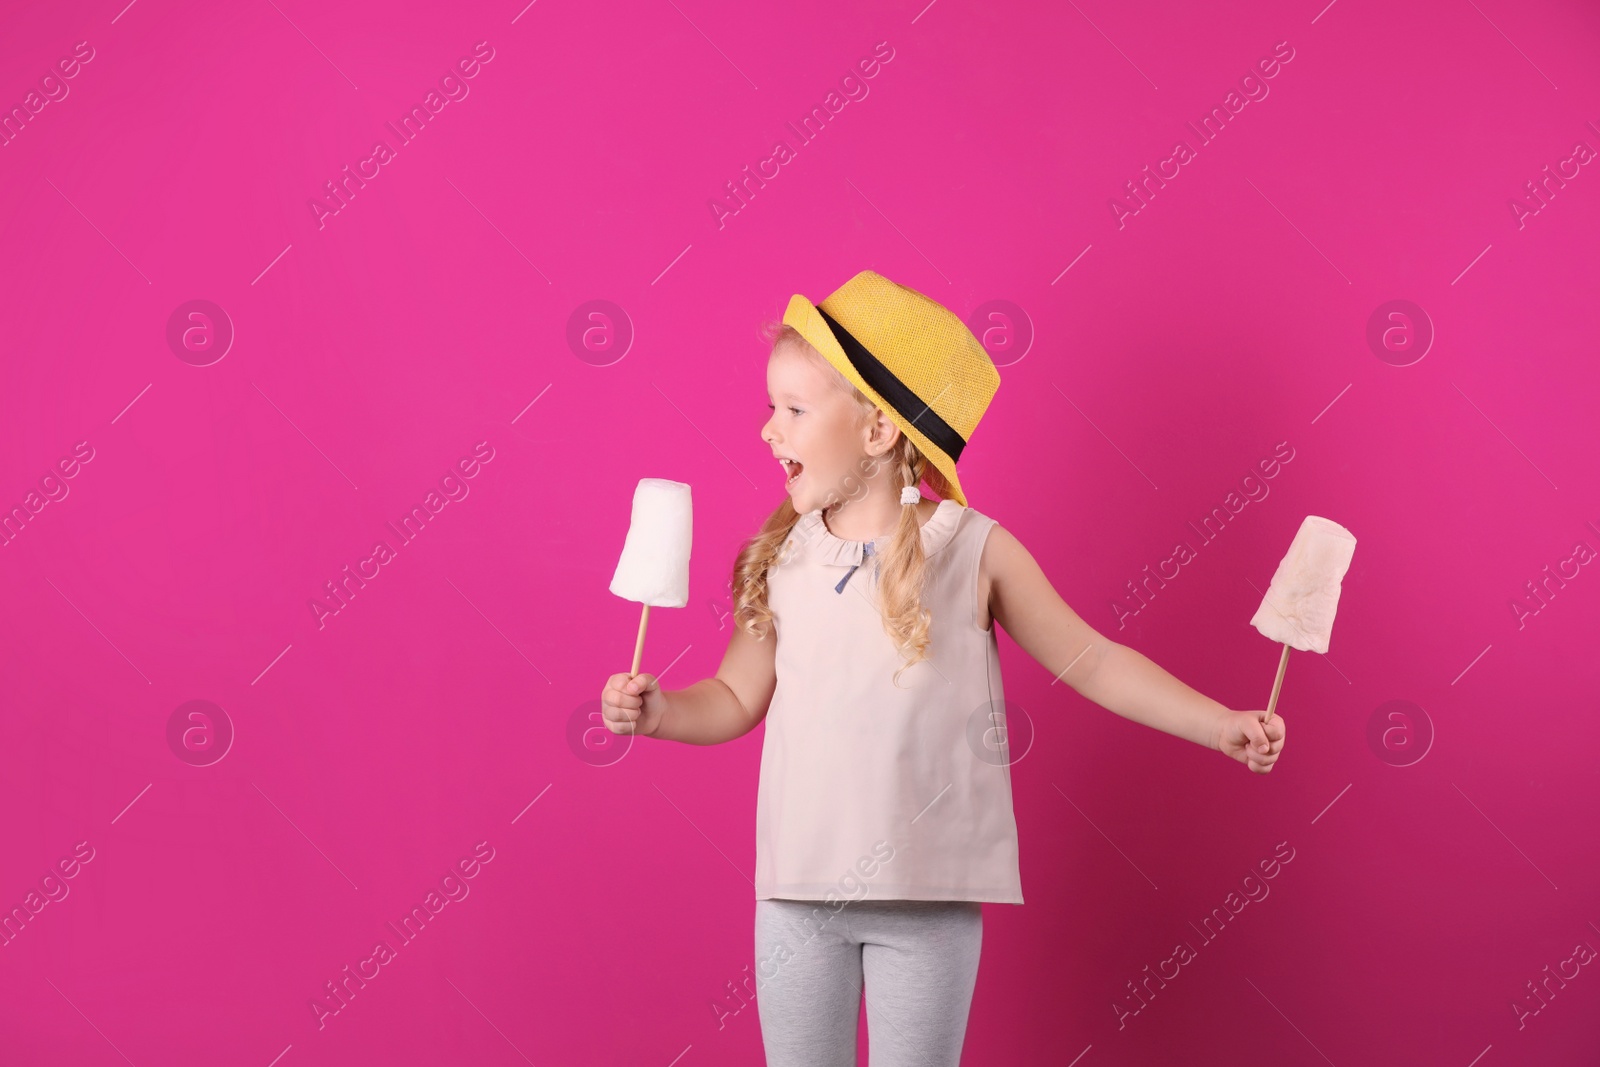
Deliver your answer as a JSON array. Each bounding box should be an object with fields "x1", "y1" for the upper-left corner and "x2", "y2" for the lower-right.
[
  {"x1": 1263, "y1": 642, "x2": 1290, "y2": 729},
  {"x1": 629, "y1": 603, "x2": 651, "y2": 678}
]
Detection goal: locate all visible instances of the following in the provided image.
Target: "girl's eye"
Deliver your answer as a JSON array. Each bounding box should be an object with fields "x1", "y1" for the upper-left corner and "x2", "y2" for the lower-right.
[{"x1": 766, "y1": 403, "x2": 803, "y2": 415}]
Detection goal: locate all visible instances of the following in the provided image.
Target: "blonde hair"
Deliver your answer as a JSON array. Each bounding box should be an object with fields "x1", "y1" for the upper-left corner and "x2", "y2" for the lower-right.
[{"x1": 731, "y1": 321, "x2": 958, "y2": 686}]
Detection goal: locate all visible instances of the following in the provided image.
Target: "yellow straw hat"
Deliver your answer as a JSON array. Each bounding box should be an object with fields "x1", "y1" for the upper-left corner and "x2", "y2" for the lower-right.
[{"x1": 782, "y1": 270, "x2": 1000, "y2": 507}]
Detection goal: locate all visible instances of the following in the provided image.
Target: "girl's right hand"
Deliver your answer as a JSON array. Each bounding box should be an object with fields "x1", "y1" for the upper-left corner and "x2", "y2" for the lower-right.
[{"x1": 600, "y1": 672, "x2": 666, "y2": 737}]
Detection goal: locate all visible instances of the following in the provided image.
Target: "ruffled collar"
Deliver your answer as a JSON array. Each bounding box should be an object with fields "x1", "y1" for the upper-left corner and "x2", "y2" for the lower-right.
[{"x1": 791, "y1": 498, "x2": 964, "y2": 568}]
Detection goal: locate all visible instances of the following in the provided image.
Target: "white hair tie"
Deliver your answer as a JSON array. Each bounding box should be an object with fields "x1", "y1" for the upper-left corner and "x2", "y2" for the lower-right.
[{"x1": 900, "y1": 486, "x2": 921, "y2": 505}]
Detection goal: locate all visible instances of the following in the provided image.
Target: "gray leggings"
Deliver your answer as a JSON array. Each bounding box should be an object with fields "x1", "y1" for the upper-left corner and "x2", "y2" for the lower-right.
[{"x1": 753, "y1": 897, "x2": 983, "y2": 1066}]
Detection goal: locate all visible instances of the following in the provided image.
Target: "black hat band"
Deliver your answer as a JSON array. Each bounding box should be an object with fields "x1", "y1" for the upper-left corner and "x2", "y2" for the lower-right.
[{"x1": 815, "y1": 305, "x2": 967, "y2": 463}]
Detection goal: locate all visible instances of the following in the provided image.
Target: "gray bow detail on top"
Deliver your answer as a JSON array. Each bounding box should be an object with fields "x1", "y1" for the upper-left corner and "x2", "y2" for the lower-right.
[{"x1": 834, "y1": 540, "x2": 877, "y2": 594}]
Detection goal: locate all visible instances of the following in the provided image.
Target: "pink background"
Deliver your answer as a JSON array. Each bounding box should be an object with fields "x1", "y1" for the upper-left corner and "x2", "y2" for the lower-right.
[{"x1": 2, "y1": 0, "x2": 1598, "y2": 1063}]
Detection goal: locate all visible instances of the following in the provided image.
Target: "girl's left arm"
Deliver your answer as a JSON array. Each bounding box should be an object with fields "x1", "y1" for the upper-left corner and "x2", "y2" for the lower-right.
[{"x1": 985, "y1": 524, "x2": 1283, "y2": 772}]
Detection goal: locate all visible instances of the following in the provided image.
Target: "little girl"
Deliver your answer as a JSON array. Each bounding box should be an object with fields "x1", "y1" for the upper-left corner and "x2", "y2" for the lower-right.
[{"x1": 600, "y1": 270, "x2": 1286, "y2": 1066}]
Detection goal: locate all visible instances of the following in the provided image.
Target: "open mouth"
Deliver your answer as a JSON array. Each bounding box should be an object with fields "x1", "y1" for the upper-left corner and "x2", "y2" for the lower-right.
[{"x1": 779, "y1": 458, "x2": 804, "y2": 487}]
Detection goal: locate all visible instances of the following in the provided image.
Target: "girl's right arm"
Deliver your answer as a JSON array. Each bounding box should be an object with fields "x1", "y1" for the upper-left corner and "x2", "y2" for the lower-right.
[{"x1": 599, "y1": 621, "x2": 777, "y2": 745}]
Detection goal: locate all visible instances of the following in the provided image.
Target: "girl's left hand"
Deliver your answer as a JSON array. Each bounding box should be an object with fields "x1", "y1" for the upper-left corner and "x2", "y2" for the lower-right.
[{"x1": 1217, "y1": 710, "x2": 1286, "y2": 774}]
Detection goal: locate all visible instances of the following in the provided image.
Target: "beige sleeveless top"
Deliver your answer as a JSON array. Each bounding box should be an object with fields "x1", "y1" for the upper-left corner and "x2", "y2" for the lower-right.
[{"x1": 754, "y1": 498, "x2": 1024, "y2": 904}]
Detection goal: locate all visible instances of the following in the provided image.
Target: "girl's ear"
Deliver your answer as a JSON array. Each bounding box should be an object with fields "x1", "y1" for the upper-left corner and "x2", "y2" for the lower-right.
[{"x1": 867, "y1": 407, "x2": 901, "y2": 454}]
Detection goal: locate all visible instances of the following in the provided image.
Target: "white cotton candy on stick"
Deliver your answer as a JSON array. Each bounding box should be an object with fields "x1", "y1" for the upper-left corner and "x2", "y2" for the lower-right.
[
  {"x1": 609, "y1": 478, "x2": 693, "y2": 677},
  {"x1": 610, "y1": 478, "x2": 692, "y2": 607},
  {"x1": 1250, "y1": 515, "x2": 1357, "y2": 654},
  {"x1": 1250, "y1": 515, "x2": 1356, "y2": 725}
]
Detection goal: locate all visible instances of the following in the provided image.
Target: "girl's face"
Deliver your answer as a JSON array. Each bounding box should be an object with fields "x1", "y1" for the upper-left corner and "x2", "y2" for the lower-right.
[{"x1": 762, "y1": 340, "x2": 888, "y2": 512}]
